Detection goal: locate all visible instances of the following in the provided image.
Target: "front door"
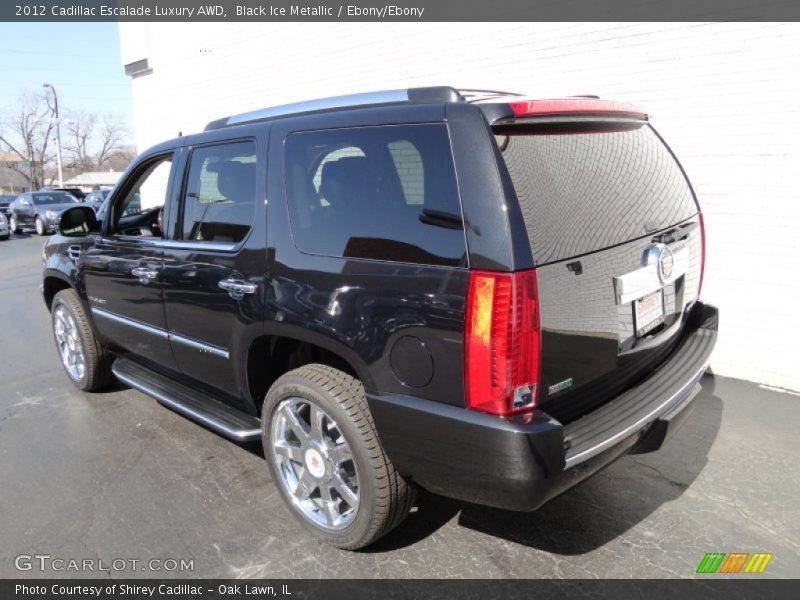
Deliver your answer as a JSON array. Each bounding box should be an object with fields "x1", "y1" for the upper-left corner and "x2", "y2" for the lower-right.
[
  {"x1": 83, "y1": 151, "x2": 181, "y2": 369},
  {"x1": 160, "y1": 136, "x2": 266, "y2": 407},
  {"x1": 13, "y1": 194, "x2": 34, "y2": 228}
]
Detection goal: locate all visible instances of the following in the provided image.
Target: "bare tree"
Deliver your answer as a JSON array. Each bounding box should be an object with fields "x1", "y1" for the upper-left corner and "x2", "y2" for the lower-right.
[
  {"x1": 0, "y1": 90, "x2": 56, "y2": 189},
  {"x1": 95, "y1": 113, "x2": 130, "y2": 170},
  {"x1": 63, "y1": 110, "x2": 97, "y2": 172},
  {"x1": 2, "y1": 90, "x2": 134, "y2": 189},
  {"x1": 64, "y1": 111, "x2": 132, "y2": 172}
]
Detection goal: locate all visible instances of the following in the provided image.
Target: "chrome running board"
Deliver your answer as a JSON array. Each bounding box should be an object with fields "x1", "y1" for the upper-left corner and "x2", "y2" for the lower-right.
[{"x1": 112, "y1": 357, "x2": 261, "y2": 442}]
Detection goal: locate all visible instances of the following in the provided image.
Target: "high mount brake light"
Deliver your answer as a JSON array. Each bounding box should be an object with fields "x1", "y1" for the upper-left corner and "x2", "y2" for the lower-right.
[
  {"x1": 509, "y1": 99, "x2": 648, "y2": 119},
  {"x1": 465, "y1": 270, "x2": 541, "y2": 416}
]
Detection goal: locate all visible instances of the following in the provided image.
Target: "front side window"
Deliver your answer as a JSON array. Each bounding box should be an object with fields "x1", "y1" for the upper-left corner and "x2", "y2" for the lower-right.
[
  {"x1": 111, "y1": 154, "x2": 173, "y2": 236},
  {"x1": 181, "y1": 141, "x2": 257, "y2": 244},
  {"x1": 285, "y1": 124, "x2": 466, "y2": 267}
]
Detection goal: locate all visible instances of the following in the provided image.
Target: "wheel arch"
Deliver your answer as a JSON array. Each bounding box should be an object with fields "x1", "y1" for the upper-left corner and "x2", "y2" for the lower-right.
[
  {"x1": 245, "y1": 331, "x2": 374, "y2": 415},
  {"x1": 42, "y1": 272, "x2": 76, "y2": 311}
]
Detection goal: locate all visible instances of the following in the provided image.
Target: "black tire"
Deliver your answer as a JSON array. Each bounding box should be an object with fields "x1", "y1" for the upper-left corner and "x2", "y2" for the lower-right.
[
  {"x1": 51, "y1": 289, "x2": 113, "y2": 391},
  {"x1": 8, "y1": 215, "x2": 20, "y2": 234},
  {"x1": 35, "y1": 216, "x2": 47, "y2": 236},
  {"x1": 0, "y1": 234, "x2": 8, "y2": 241},
  {"x1": 262, "y1": 363, "x2": 415, "y2": 550}
]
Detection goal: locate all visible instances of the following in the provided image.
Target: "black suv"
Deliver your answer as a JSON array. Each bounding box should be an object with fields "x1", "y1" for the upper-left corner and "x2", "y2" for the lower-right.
[{"x1": 42, "y1": 87, "x2": 718, "y2": 549}]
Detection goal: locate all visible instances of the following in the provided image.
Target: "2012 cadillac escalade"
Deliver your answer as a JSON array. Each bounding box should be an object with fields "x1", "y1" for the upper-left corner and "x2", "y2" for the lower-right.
[{"x1": 42, "y1": 87, "x2": 718, "y2": 549}]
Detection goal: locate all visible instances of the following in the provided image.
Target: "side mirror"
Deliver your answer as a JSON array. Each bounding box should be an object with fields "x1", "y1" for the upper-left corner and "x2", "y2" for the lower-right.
[{"x1": 58, "y1": 206, "x2": 99, "y2": 237}]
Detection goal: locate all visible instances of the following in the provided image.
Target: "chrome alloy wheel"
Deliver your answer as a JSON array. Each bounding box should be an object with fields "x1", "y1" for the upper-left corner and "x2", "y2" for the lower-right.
[
  {"x1": 271, "y1": 398, "x2": 359, "y2": 531},
  {"x1": 54, "y1": 305, "x2": 85, "y2": 382}
]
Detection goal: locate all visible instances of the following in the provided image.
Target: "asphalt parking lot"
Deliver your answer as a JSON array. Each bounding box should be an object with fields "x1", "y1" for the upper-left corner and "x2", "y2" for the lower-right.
[{"x1": 1, "y1": 233, "x2": 798, "y2": 579}]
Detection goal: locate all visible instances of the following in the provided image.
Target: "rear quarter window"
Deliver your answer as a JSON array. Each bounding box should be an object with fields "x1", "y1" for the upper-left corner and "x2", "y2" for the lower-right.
[{"x1": 285, "y1": 123, "x2": 467, "y2": 267}]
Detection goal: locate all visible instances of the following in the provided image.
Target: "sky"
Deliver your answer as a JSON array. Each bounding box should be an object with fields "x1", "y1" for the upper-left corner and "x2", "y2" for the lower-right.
[{"x1": 0, "y1": 23, "x2": 134, "y2": 129}]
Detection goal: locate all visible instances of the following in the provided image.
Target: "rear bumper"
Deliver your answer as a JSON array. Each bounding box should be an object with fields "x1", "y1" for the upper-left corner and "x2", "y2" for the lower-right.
[{"x1": 368, "y1": 301, "x2": 718, "y2": 511}]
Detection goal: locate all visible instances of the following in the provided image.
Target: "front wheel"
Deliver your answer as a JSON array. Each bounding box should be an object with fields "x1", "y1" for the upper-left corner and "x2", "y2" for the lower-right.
[
  {"x1": 263, "y1": 364, "x2": 415, "y2": 550},
  {"x1": 51, "y1": 289, "x2": 113, "y2": 391},
  {"x1": 9, "y1": 215, "x2": 20, "y2": 234},
  {"x1": 35, "y1": 216, "x2": 47, "y2": 236}
]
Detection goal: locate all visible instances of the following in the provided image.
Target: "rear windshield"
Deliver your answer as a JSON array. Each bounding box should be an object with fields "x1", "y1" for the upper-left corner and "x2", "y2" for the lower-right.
[{"x1": 495, "y1": 122, "x2": 697, "y2": 264}]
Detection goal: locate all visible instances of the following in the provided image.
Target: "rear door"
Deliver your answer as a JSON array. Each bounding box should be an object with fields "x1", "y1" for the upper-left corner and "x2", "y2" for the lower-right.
[
  {"x1": 160, "y1": 129, "x2": 268, "y2": 410},
  {"x1": 493, "y1": 117, "x2": 703, "y2": 421}
]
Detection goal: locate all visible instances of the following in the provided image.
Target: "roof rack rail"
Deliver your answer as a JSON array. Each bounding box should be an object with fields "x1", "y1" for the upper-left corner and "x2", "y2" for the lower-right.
[
  {"x1": 459, "y1": 89, "x2": 525, "y2": 103},
  {"x1": 205, "y1": 86, "x2": 464, "y2": 130}
]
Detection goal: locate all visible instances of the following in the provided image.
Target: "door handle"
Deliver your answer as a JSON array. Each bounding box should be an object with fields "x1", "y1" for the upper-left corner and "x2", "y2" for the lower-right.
[
  {"x1": 219, "y1": 278, "x2": 257, "y2": 300},
  {"x1": 131, "y1": 266, "x2": 159, "y2": 284}
]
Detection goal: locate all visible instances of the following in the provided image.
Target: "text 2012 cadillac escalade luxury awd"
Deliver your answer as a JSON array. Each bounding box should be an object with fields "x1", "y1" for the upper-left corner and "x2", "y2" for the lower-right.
[{"x1": 42, "y1": 87, "x2": 717, "y2": 549}]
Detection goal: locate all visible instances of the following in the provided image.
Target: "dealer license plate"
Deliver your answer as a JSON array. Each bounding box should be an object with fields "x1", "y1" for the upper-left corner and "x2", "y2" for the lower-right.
[{"x1": 633, "y1": 290, "x2": 665, "y2": 337}]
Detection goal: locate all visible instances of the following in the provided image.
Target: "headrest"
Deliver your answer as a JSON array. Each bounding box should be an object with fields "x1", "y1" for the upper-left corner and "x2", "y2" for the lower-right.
[
  {"x1": 319, "y1": 156, "x2": 373, "y2": 208},
  {"x1": 211, "y1": 160, "x2": 255, "y2": 200}
]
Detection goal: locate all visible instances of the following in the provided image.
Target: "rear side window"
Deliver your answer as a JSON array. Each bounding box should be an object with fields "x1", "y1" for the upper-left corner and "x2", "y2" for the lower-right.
[
  {"x1": 182, "y1": 140, "x2": 257, "y2": 243},
  {"x1": 285, "y1": 124, "x2": 466, "y2": 267},
  {"x1": 496, "y1": 123, "x2": 698, "y2": 264}
]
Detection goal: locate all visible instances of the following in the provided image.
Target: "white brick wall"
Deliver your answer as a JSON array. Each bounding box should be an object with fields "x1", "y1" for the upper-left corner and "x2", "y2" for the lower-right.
[{"x1": 120, "y1": 22, "x2": 800, "y2": 391}]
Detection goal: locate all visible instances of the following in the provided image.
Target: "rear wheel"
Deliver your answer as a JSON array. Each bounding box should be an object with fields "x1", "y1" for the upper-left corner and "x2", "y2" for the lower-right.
[
  {"x1": 263, "y1": 364, "x2": 415, "y2": 549},
  {"x1": 51, "y1": 289, "x2": 113, "y2": 391}
]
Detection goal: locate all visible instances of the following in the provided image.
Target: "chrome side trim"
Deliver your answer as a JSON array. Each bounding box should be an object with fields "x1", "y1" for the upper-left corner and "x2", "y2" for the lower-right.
[
  {"x1": 151, "y1": 239, "x2": 237, "y2": 252},
  {"x1": 226, "y1": 89, "x2": 409, "y2": 125},
  {"x1": 613, "y1": 246, "x2": 689, "y2": 305},
  {"x1": 564, "y1": 364, "x2": 707, "y2": 468},
  {"x1": 91, "y1": 307, "x2": 229, "y2": 359},
  {"x1": 91, "y1": 307, "x2": 169, "y2": 339},
  {"x1": 112, "y1": 367, "x2": 260, "y2": 442},
  {"x1": 102, "y1": 238, "x2": 238, "y2": 252},
  {"x1": 170, "y1": 332, "x2": 229, "y2": 359}
]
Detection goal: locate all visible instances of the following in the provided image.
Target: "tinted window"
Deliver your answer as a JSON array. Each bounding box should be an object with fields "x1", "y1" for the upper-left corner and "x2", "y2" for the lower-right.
[
  {"x1": 285, "y1": 124, "x2": 465, "y2": 267},
  {"x1": 112, "y1": 154, "x2": 173, "y2": 235},
  {"x1": 181, "y1": 141, "x2": 257, "y2": 243},
  {"x1": 495, "y1": 123, "x2": 697, "y2": 264}
]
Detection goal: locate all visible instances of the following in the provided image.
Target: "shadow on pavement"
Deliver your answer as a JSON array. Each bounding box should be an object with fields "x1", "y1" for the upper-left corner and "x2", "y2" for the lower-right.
[{"x1": 368, "y1": 374, "x2": 722, "y2": 554}]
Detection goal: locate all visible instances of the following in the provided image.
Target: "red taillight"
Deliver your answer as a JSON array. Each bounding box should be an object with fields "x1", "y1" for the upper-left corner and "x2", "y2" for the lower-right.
[
  {"x1": 465, "y1": 269, "x2": 541, "y2": 416},
  {"x1": 698, "y1": 212, "x2": 706, "y2": 299},
  {"x1": 509, "y1": 98, "x2": 648, "y2": 119}
]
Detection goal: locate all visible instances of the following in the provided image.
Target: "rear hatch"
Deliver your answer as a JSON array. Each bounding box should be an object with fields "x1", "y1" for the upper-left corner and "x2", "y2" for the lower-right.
[{"x1": 490, "y1": 99, "x2": 703, "y2": 423}]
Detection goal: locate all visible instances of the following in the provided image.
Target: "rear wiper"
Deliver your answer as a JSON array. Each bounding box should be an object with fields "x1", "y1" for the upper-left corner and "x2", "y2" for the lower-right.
[{"x1": 419, "y1": 208, "x2": 463, "y2": 230}]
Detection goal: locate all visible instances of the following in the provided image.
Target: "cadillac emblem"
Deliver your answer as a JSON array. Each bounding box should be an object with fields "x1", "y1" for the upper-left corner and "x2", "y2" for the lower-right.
[{"x1": 657, "y1": 244, "x2": 674, "y2": 282}]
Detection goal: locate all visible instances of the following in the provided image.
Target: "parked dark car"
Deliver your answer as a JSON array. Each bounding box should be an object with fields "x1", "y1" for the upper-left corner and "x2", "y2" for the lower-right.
[
  {"x1": 0, "y1": 194, "x2": 16, "y2": 219},
  {"x1": 83, "y1": 189, "x2": 111, "y2": 213},
  {"x1": 9, "y1": 191, "x2": 79, "y2": 235},
  {"x1": 42, "y1": 87, "x2": 717, "y2": 549}
]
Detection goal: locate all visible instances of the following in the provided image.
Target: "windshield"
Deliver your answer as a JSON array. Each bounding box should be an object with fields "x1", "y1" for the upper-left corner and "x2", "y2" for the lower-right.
[{"x1": 32, "y1": 192, "x2": 78, "y2": 206}]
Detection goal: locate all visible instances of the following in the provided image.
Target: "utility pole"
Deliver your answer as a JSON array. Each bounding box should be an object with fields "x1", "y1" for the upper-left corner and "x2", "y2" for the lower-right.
[{"x1": 42, "y1": 83, "x2": 64, "y2": 187}]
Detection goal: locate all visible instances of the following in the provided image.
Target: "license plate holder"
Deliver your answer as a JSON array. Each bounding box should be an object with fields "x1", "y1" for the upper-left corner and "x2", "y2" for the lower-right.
[{"x1": 633, "y1": 289, "x2": 665, "y2": 337}]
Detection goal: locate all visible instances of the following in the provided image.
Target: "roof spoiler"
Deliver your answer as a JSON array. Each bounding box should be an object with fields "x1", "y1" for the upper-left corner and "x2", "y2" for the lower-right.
[{"x1": 204, "y1": 86, "x2": 464, "y2": 130}]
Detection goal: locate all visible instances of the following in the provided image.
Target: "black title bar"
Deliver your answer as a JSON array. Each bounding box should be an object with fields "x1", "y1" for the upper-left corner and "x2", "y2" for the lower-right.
[{"x1": 3, "y1": 0, "x2": 800, "y2": 22}]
